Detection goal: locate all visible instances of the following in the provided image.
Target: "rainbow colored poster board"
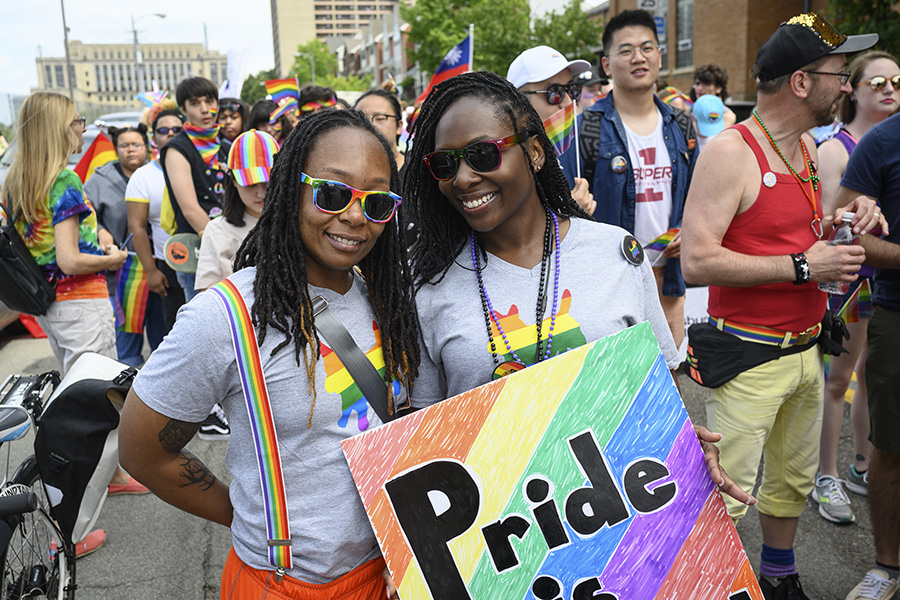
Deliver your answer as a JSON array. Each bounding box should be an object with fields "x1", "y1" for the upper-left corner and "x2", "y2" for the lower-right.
[{"x1": 341, "y1": 322, "x2": 763, "y2": 600}]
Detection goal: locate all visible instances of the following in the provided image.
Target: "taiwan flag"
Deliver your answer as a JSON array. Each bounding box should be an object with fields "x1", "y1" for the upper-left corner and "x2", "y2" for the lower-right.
[{"x1": 416, "y1": 34, "x2": 473, "y2": 104}]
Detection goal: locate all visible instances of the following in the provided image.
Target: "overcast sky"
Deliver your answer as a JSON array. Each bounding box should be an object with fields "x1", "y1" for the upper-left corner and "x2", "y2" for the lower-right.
[{"x1": 0, "y1": 0, "x2": 584, "y2": 124}]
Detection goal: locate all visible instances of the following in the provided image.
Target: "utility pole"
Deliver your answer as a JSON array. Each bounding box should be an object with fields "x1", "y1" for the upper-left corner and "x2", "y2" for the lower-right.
[
  {"x1": 60, "y1": 0, "x2": 74, "y2": 100},
  {"x1": 131, "y1": 14, "x2": 165, "y2": 95}
]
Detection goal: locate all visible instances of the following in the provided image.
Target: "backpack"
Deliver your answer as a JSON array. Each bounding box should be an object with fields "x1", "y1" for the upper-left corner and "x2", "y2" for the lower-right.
[{"x1": 0, "y1": 201, "x2": 56, "y2": 315}]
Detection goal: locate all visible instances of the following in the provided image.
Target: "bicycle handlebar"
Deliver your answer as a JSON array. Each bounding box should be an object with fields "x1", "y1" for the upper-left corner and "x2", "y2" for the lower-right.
[{"x1": 0, "y1": 493, "x2": 37, "y2": 518}]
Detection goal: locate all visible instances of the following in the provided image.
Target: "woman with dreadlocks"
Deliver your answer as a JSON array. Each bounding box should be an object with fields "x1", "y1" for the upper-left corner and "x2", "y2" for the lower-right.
[
  {"x1": 119, "y1": 108, "x2": 418, "y2": 598},
  {"x1": 407, "y1": 71, "x2": 754, "y2": 505}
]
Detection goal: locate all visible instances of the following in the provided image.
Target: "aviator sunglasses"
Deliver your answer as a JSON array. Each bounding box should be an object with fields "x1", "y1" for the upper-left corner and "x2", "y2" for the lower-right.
[
  {"x1": 423, "y1": 131, "x2": 531, "y2": 181},
  {"x1": 522, "y1": 82, "x2": 582, "y2": 106},
  {"x1": 856, "y1": 75, "x2": 900, "y2": 91},
  {"x1": 300, "y1": 173, "x2": 402, "y2": 223}
]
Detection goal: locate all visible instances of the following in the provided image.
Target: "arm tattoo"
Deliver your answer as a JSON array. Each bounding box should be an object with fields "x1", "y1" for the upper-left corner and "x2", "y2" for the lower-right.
[
  {"x1": 177, "y1": 451, "x2": 217, "y2": 491},
  {"x1": 158, "y1": 419, "x2": 200, "y2": 453}
]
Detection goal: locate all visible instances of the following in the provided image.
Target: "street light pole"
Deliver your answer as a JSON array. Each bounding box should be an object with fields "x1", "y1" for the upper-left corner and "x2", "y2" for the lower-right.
[
  {"x1": 131, "y1": 13, "x2": 166, "y2": 95},
  {"x1": 295, "y1": 52, "x2": 315, "y2": 84},
  {"x1": 60, "y1": 0, "x2": 74, "y2": 100}
]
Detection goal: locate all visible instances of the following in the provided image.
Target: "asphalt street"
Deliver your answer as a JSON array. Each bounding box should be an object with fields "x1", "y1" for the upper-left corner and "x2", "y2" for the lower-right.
[{"x1": 0, "y1": 322, "x2": 876, "y2": 599}]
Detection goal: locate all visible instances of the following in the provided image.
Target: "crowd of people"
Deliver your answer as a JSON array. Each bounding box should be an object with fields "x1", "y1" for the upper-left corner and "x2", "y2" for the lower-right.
[{"x1": 1, "y1": 8, "x2": 898, "y2": 600}]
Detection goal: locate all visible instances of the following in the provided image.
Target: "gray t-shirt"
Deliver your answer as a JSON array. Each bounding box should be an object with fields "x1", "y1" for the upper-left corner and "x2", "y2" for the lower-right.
[
  {"x1": 413, "y1": 217, "x2": 678, "y2": 407},
  {"x1": 133, "y1": 267, "x2": 396, "y2": 583}
]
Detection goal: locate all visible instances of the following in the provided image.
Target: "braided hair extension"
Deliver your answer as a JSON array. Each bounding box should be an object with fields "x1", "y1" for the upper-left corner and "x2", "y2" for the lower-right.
[
  {"x1": 404, "y1": 71, "x2": 587, "y2": 289},
  {"x1": 234, "y1": 109, "x2": 419, "y2": 425}
]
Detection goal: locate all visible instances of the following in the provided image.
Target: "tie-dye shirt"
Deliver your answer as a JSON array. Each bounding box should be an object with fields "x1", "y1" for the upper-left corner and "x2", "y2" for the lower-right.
[
  {"x1": 13, "y1": 169, "x2": 107, "y2": 300},
  {"x1": 413, "y1": 217, "x2": 678, "y2": 407}
]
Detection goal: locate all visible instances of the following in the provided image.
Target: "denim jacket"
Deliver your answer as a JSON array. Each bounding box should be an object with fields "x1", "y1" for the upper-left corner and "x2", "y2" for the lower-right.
[{"x1": 579, "y1": 92, "x2": 696, "y2": 297}]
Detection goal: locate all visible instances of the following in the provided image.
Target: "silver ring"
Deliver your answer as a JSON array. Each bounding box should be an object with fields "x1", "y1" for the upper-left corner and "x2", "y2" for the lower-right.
[{"x1": 875, "y1": 213, "x2": 881, "y2": 219}]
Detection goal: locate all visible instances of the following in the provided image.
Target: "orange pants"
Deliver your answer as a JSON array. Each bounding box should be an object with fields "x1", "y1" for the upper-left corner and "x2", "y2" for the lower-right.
[{"x1": 220, "y1": 548, "x2": 387, "y2": 600}]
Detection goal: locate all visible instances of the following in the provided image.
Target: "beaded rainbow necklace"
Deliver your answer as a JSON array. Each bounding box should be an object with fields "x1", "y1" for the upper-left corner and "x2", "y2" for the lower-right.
[
  {"x1": 752, "y1": 109, "x2": 823, "y2": 239},
  {"x1": 472, "y1": 209, "x2": 561, "y2": 381}
]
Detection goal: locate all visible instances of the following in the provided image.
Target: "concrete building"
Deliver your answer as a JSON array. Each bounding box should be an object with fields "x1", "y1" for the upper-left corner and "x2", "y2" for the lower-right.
[
  {"x1": 270, "y1": 0, "x2": 401, "y2": 76},
  {"x1": 35, "y1": 41, "x2": 227, "y2": 118}
]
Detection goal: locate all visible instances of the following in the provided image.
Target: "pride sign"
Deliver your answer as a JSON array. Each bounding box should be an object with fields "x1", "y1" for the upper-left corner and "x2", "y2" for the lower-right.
[{"x1": 341, "y1": 323, "x2": 763, "y2": 600}]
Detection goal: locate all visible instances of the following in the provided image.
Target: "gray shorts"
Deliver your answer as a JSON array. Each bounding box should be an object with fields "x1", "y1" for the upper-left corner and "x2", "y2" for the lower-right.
[
  {"x1": 866, "y1": 305, "x2": 900, "y2": 452},
  {"x1": 35, "y1": 298, "x2": 117, "y2": 376}
]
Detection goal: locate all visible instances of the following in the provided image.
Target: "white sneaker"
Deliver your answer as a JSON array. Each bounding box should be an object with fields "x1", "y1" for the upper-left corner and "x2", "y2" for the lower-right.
[{"x1": 846, "y1": 568, "x2": 900, "y2": 600}]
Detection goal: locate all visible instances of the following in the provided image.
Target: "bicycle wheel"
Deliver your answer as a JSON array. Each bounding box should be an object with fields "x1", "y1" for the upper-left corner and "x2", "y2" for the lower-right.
[{"x1": 0, "y1": 456, "x2": 74, "y2": 600}]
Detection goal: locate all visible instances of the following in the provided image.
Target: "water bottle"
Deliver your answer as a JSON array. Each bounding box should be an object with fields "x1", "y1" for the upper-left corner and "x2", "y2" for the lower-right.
[{"x1": 818, "y1": 212, "x2": 858, "y2": 295}]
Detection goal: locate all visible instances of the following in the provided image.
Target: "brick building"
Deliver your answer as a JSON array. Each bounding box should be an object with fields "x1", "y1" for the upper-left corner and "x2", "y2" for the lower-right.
[{"x1": 604, "y1": 0, "x2": 830, "y2": 102}]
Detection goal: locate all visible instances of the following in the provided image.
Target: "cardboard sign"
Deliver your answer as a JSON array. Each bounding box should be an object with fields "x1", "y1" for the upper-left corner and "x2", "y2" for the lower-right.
[{"x1": 341, "y1": 323, "x2": 763, "y2": 600}]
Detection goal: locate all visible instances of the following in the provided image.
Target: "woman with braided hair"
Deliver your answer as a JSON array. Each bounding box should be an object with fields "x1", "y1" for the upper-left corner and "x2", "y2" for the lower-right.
[
  {"x1": 119, "y1": 108, "x2": 418, "y2": 598},
  {"x1": 408, "y1": 72, "x2": 754, "y2": 506}
]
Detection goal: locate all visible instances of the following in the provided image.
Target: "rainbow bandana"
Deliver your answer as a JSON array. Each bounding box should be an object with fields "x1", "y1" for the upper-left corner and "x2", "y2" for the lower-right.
[
  {"x1": 211, "y1": 279, "x2": 292, "y2": 576},
  {"x1": 183, "y1": 122, "x2": 222, "y2": 170},
  {"x1": 300, "y1": 97, "x2": 337, "y2": 112}
]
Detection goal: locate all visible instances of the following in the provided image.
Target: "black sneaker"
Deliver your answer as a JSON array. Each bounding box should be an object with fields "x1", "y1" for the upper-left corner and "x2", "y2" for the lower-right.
[
  {"x1": 759, "y1": 574, "x2": 810, "y2": 600},
  {"x1": 198, "y1": 405, "x2": 230, "y2": 441}
]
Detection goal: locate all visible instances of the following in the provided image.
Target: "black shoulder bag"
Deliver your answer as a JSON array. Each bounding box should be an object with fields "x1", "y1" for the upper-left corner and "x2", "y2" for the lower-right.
[
  {"x1": 0, "y1": 201, "x2": 56, "y2": 315},
  {"x1": 312, "y1": 296, "x2": 403, "y2": 422}
]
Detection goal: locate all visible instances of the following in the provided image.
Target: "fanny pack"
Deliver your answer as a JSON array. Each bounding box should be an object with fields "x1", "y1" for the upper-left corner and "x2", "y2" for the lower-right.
[{"x1": 686, "y1": 311, "x2": 848, "y2": 388}]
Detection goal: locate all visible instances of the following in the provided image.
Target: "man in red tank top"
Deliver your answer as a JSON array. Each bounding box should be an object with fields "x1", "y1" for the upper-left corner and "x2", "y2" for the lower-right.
[{"x1": 681, "y1": 14, "x2": 880, "y2": 600}]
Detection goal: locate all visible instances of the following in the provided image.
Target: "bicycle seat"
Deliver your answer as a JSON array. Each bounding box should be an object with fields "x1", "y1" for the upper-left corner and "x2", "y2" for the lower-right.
[{"x1": 0, "y1": 406, "x2": 31, "y2": 443}]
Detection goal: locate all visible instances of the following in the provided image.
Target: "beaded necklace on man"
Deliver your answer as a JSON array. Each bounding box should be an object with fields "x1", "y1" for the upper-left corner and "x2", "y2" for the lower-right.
[
  {"x1": 752, "y1": 108, "x2": 823, "y2": 239},
  {"x1": 472, "y1": 209, "x2": 561, "y2": 381}
]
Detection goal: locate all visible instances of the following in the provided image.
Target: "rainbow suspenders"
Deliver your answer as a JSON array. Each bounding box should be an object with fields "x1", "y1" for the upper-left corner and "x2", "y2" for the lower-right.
[{"x1": 211, "y1": 279, "x2": 292, "y2": 580}]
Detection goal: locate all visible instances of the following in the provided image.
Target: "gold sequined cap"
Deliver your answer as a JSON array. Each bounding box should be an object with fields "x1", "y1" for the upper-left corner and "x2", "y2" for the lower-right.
[{"x1": 785, "y1": 13, "x2": 847, "y2": 48}]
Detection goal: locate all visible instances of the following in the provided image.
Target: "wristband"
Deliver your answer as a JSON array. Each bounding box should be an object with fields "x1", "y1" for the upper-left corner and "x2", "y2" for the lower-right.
[{"x1": 790, "y1": 253, "x2": 810, "y2": 285}]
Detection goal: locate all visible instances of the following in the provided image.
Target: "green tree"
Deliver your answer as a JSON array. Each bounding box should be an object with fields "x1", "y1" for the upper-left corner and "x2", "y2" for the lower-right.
[
  {"x1": 531, "y1": 0, "x2": 602, "y2": 63},
  {"x1": 401, "y1": 0, "x2": 532, "y2": 76},
  {"x1": 288, "y1": 40, "x2": 339, "y2": 86},
  {"x1": 827, "y1": 0, "x2": 900, "y2": 59},
  {"x1": 241, "y1": 68, "x2": 277, "y2": 105},
  {"x1": 0, "y1": 122, "x2": 13, "y2": 141}
]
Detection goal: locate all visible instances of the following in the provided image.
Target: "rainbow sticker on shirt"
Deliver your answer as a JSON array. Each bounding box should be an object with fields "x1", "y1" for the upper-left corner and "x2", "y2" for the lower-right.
[
  {"x1": 321, "y1": 321, "x2": 407, "y2": 432},
  {"x1": 488, "y1": 289, "x2": 586, "y2": 366}
]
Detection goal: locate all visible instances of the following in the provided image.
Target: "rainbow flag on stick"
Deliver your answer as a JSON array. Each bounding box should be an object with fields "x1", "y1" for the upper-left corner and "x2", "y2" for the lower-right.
[
  {"x1": 838, "y1": 278, "x2": 872, "y2": 324},
  {"x1": 645, "y1": 227, "x2": 681, "y2": 252},
  {"x1": 269, "y1": 98, "x2": 298, "y2": 123},
  {"x1": 74, "y1": 133, "x2": 116, "y2": 184},
  {"x1": 265, "y1": 77, "x2": 300, "y2": 104},
  {"x1": 543, "y1": 101, "x2": 576, "y2": 158},
  {"x1": 114, "y1": 253, "x2": 149, "y2": 334}
]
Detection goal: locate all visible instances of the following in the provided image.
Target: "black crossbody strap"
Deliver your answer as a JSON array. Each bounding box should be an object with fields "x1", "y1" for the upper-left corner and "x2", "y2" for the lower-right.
[{"x1": 311, "y1": 295, "x2": 393, "y2": 423}]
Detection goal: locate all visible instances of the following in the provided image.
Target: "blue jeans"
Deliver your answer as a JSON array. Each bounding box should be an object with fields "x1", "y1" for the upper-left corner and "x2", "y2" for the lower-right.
[
  {"x1": 175, "y1": 270, "x2": 199, "y2": 302},
  {"x1": 115, "y1": 290, "x2": 166, "y2": 366}
]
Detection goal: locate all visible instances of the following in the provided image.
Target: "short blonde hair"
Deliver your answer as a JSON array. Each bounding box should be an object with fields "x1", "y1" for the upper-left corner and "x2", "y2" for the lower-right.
[{"x1": 1, "y1": 92, "x2": 79, "y2": 223}]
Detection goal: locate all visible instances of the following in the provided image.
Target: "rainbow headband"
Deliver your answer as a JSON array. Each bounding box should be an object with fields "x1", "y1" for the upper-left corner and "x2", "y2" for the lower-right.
[
  {"x1": 300, "y1": 97, "x2": 337, "y2": 112},
  {"x1": 211, "y1": 279, "x2": 292, "y2": 574}
]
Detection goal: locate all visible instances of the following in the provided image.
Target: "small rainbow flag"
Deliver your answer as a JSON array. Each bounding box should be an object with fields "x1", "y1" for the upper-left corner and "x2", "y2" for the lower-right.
[
  {"x1": 839, "y1": 278, "x2": 872, "y2": 324},
  {"x1": 645, "y1": 227, "x2": 681, "y2": 252},
  {"x1": 269, "y1": 98, "x2": 298, "y2": 124},
  {"x1": 74, "y1": 133, "x2": 117, "y2": 184},
  {"x1": 135, "y1": 90, "x2": 168, "y2": 108},
  {"x1": 543, "y1": 101, "x2": 575, "y2": 157},
  {"x1": 114, "y1": 253, "x2": 149, "y2": 334},
  {"x1": 265, "y1": 78, "x2": 300, "y2": 105}
]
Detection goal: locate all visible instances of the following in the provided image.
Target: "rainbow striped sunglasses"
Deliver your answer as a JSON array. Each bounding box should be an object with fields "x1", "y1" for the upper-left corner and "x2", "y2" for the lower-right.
[{"x1": 300, "y1": 173, "x2": 402, "y2": 223}]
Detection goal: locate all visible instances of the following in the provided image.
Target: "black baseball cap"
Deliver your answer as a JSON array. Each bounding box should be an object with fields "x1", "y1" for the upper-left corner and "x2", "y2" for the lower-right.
[{"x1": 753, "y1": 13, "x2": 878, "y2": 81}]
